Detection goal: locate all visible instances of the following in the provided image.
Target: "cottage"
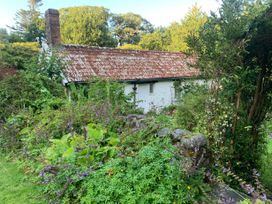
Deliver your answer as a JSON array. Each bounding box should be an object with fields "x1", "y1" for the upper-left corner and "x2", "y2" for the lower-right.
[{"x1": 45, "y1": 9, "x2": 202, "y2": 112}]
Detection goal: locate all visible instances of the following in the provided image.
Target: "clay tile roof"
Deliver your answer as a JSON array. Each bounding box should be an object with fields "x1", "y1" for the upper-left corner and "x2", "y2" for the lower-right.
[{"x1": 62, "y1": 44, "x2": 199, "y2": 82}]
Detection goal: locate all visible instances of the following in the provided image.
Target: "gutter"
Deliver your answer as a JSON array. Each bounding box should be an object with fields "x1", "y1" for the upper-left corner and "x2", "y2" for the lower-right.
[{"x1": 63, "y1": 75, "x2": 205, "y2": 85}]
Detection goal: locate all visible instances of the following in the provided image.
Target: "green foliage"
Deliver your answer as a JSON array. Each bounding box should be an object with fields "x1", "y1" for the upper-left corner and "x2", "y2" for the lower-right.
[
  {"x1": 260, "y1": 119, "x2": 272, "y2": 191},
  {"x1": 11, "y1": 42, "x2": 40, "y2": 51},
  {"x1": 154, "y1": 114, "x2": 174, "y2": 128},
  {"x1": 60, "y1": 6, "x2": 116, "y2": 47},
  {"x1": 0, "y1": 101, "x2": 92, "y2": 155},
  {"x1": 166, "y1": 5, "x2": 207, "y2": 52},
  {"x1": 81, "y1": 139, "x2": 207, "y2": 204},
  {"x1": 0, "y1": 43, "x2": 39, "y2": 69},
  {"x1": 175, "y1": 84, "x2": 209, "y2": 131},
  {"x1": 111, "y1": 12, "x2": 154, "y2": 46},
  {"x1": 261, "y1": 139, "x2": 272, "y2": 191},
  {"x1": 188, "y1": 0, "x2": 272, "y2": 179},
  {"x1": 12, "y1": 0, "x2": 44, "y2": 43},
  {"x1": 37, "y1": 106, "x2": 129, "y2": 203},
  {"x1": 0, "y1": 72, "x2": 64, "y2": 120},
  {"x1": 197, "y1": 96, "x2": 235, "y2": 166},
  {"x1": 139, "y1": 29, "x2": 170, "y2": 51},
  {"x1": 46, "y1": 123, "x2": 119, "y2": 167},
  {"x1": 32, "y1": 48, "x2": 66, "y2": 81},
  {"x1": 0, "y1": 76, "x2": 136, "y2": 156},
  {"x1": 86, "y1": 78, "x2": 135, "y2": 114},
  {"x1": 0, "y1": 28, "x2": 9, "y2": 43}
]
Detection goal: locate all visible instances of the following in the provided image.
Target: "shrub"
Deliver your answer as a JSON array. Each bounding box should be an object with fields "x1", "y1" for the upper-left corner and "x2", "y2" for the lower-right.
[
  {"x1": 32, "y1": 48, "x2": 66, "y2": 81},
  {"x1": 4, "y1": 100, "x2": 117, "y2": 157},
  {"x1": 175, "y1": 85, "x2": 208, "y2": 131},
  {"x1": 45, "y1": 123, "x2": 120, "y2": 166},
  {"x1": 81, "y1": 139, "x2": 208, "y2": 204},
  {"x1": 0, "y1": 73, "x2": 64, "y2": 120},
  {"x1": 0, "y1": 78, "x2": 134, "y2": 156},
  {"x1": 40, "y1": 122, "x2": 120, "y2": 202},
  {"x1": 11, "y1": 42, "x2": 40, "y2": 52},
  {"x1": 0, "y1": 72, "x2": 64, "y2": 120},
  {"x1": 87, "y1": 78, "x2": 135, "y2": 113},
  {"x1": 0, "y1": 43, "x2": 39, "y2": 70},
  {"x1": 260, "y1": 118, "x2": 272, "y2": 192}
]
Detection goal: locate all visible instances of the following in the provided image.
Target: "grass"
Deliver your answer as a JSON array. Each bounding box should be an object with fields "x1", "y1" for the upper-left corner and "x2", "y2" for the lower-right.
[{"x1": 0, "y1": 155, "x2": 45, "y2": 204}]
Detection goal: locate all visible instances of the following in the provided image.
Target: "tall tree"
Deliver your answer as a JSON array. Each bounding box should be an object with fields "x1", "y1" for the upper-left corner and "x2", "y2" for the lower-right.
[
  {"x1": 139, "y1": 28, "x2": 170, "y2": 51},
  {"x1": 189, "y1": 0, "x2": 271, "y2": 175},
  {"x1": 12, "y1": 0, "x2": 44, "y2": 43},
  {"x1": 111, "y1": 12, "x2": 154, "y2": 46},
  {"x1": 0, "y1": 28, "x2": 9, "y2": 43},
  {"x1": 166, "y1": 4, "x2": 207, "y2": 52},
  {"x1": 59, "y1": 6, "x2": 116, "y2": 47}
]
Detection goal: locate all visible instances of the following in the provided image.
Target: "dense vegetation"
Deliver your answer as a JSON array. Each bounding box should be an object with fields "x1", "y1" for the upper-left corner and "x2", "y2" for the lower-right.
[{"x1": 0, "y1": 0, "x2": 271, "y2": 203}]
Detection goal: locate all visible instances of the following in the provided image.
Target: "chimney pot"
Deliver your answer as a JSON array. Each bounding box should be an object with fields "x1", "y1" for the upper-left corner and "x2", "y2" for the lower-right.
[{"x1": 45, "y1": 9, "x2": 61, "y2": 47}]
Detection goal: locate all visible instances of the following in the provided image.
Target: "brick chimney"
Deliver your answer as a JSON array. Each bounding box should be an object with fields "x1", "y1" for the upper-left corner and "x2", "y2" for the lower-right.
[{"x1": 45, "y1": 9, "x2": 61, "y2": 47}]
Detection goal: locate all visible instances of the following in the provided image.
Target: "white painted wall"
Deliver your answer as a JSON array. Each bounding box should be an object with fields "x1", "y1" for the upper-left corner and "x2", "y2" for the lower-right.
[
  {"x1": 124, "y1": 79, "x2": 205, "y2": 113},
  {"x1": 125, "y1": 81, "x2": 175, "y2": 112}
]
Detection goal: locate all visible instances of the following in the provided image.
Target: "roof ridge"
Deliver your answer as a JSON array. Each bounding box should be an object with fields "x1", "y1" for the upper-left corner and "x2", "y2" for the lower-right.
[{"x1": 62, "y1": 44, "x2": 188, "y2": 55}]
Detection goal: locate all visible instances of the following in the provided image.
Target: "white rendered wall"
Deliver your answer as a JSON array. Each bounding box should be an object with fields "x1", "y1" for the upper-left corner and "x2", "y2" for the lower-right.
[
  {"x1": 125, "y1": 81, "x2": 175, "y2": 112},
  {"x1": 124, "y1": 79, "x2": 205, "y2": 113}
]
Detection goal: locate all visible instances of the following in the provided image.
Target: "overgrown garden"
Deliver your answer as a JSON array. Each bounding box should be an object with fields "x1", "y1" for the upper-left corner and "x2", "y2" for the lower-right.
[{"x1": 0, "y1": 0, "x2": 271, "y2": 203}]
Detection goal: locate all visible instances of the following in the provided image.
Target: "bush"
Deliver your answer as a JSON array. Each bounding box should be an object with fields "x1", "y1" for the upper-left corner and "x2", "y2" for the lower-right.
[
  {"x1": 32, "y1": 48, "x2": 66, "y2": 81},
  {"x1": 175, "y1": 85, "x2": 208, "y2": 131},
  {"x1": 39, "y1": 123, "x2": 120, "y2": 202},
  {"x1": 81, "y1": 139, "x2": 207, "y2": 204},
  {"x1": 87, "y1": 78, "x2": 135, "y2": 113},
  {"x1": 0, "y1": 72, "x2": 64, "y2": 120},
  {"x1": 0, "y1": 77, "x2": 136, "y2": 155},
  {"x1": 0, "y1": 43, "x2": 39, "y2": 70},
  {"x1": 261, "y1": 118, "x2": 272, "y2": 192},
  {"x1": 11, "y1": 42, "x2": 40, "y2": 52},
  {"x1": 45, "y1": 123, "x2": 120, "y2": 166}
]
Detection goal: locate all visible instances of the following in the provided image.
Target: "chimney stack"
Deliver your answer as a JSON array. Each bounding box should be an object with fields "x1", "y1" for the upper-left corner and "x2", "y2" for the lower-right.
[{"x1": 45, "y1": 9, "x2": 61, "y2": 47}]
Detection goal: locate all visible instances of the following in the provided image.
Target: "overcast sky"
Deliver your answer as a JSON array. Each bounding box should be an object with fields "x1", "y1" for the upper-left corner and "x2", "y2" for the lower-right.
[{"x1": 0, "y1": 0, "x2": 220, "y2": 30}]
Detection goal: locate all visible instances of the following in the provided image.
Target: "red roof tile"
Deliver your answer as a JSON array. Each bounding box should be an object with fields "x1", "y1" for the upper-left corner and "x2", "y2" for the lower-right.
[{"x1": 62, "y1": 45, "x2": 199, "y2": 82}]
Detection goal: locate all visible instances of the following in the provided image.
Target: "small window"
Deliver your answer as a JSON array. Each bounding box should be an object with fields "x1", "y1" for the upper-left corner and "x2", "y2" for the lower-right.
[{"x1": 149, "y1": 83, "x2": 154, "y2": 94}]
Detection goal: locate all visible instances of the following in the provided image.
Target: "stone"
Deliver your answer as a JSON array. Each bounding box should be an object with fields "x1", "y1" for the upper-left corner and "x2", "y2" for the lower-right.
[
  {"x1": 125, "y1": 114, "x2": 146, "y2": 129},
  {"x1": 181, "y1": 133, "x2": 207, "y2": 150},
  {"x1": 211, "y1": 184, "x2": 250, "y2": 204},
  {"x1": 171, "y1": 129, "x2": 190, "y2": 142},
  {"x1": 158, "y1": 128, "x2": 171, "y2": 137},
  {"x1": 178, "y1": 133, "x2": 209, "y2": 171}
]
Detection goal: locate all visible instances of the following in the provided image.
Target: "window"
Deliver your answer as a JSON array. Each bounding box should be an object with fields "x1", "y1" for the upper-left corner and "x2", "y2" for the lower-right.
[{"x1": 149, "y1": 83, "x2": 154, "y2": 94}]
